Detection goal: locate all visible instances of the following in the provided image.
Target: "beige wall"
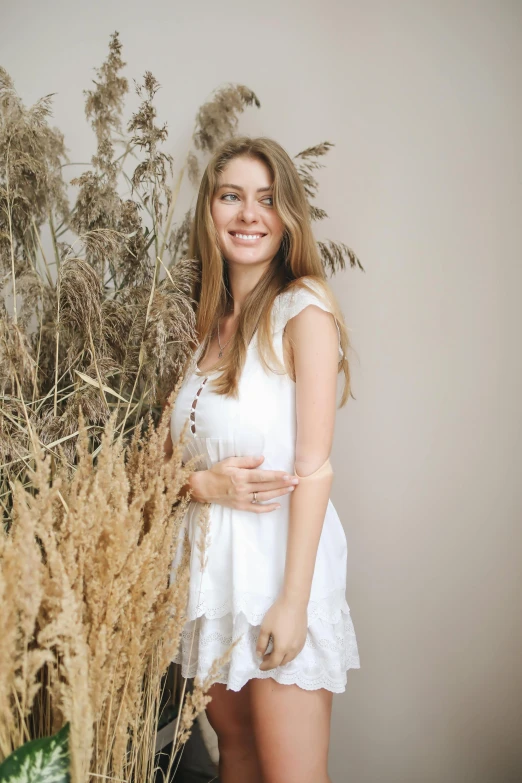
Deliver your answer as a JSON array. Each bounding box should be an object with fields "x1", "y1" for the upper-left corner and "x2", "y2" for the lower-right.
[{"x1": 3, "y1": 1, "x2": 521, "y2": 780}]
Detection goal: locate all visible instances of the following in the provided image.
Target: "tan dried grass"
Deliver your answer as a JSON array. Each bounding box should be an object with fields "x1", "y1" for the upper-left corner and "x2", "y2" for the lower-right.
[{"x1": 0, "y1": 387, "x2": 223, "y2": 782}]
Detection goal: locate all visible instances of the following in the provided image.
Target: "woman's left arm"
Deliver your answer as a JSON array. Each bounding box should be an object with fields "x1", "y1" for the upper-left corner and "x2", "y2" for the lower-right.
[{"x1": 257, "y1": 304, "x2": 339, "y2": 670}]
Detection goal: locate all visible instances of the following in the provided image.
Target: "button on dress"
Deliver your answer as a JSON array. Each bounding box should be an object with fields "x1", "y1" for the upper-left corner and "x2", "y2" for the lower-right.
[{"x1": 170, "y1": 280, "x2": 360, "y2": 692}]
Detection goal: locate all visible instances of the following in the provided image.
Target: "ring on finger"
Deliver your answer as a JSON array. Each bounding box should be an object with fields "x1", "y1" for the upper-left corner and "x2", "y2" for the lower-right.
[{"x1": 251, "y1": 491, "x2": 258, "y2": 504}]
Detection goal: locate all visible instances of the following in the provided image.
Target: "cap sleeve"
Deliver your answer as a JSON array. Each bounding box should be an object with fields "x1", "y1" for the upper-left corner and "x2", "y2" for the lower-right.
[{"x1": 271, "y1": 280, "x2": 344, "y2": 359}]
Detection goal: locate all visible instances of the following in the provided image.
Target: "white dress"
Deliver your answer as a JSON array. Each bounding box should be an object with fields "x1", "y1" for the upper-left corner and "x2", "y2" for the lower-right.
[{"x1": 170, "y1": 280, "x2": 360, "y2": 692}]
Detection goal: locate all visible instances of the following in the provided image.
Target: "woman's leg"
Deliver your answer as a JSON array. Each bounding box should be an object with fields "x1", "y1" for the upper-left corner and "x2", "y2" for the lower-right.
[
  {"x1": 204, "y1": 681, "x2": 263, "y2": 783},
  {"x1": 250, "y1": 678, "x2": 334, "y2": 783}
]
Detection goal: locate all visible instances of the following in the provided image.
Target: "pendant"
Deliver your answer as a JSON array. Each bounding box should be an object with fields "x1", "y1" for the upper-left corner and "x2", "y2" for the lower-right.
[{"x1": 218, "y1": 349, "x2": 223, "y2": 358}]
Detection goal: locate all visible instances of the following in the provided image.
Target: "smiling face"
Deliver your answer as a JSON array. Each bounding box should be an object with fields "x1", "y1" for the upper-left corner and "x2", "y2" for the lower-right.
[{"x1": 210, "y1": 155, "x2": 285, "y2": 269}]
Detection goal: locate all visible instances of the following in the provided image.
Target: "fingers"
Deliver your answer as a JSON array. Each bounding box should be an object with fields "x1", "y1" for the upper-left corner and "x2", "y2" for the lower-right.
[
  {"x1": 258, "y1": 652, "x2": 286, "y2": 671},
  {"x1": 235, "y1": 489, "x2": 292, "y2": 510},
  {"x1": 250, "y1": 485, "x2": 296, "y2": 503},
  {"x1": 259, "y1": 645, "x2": 297, "y2": 670},
  {"x1": 259, "y1": 647, "x2": 303, "y2": 670},
  {"x1": 243, "y1": 469, "x2": 299, "y2": 509},
  {"x1": 256, "y1": 628, "x2": 271, "y2": 660},
  {"x1": 256, "y1": 628, "x2": 302, "y2": 670},
  {"x1": 249, "y1": 503, "x2": 282, "y2": 514},
  {"x1": 227, "y1": 457, "x2": 300, "y2": 489},
  {"x1": 234, "y1": 483, "x2": 295, "y2": 513},
  {"x1": 222, "y1": 499, "x2": 282, "y2": 514},
  {"x1": 230, "y1": 455, "x2": 265, "y2": 468},
  {"x1": 256, "y1": 632, "x2": 296, "y2": 671},
  {"x1": 218, "y1": 458, "x2": 299, "y2": 512},
  {"x1": 248, "y1": 470, "x2": 299, "y2": 485},
  {"x1": 244, "y1": 474, "x2": 299, "y2": 503},
  {"x1": 256, "y1": 629, "x2": 283, "y2": 670}
]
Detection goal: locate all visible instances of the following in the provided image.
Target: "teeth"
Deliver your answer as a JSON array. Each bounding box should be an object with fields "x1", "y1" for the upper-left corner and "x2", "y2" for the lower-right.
[{"x1": 233, "y1": 233, "x2": 263, "y2": 241}]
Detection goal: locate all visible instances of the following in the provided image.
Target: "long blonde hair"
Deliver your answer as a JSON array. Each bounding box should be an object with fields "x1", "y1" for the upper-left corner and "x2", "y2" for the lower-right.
[{"x1": 188, "y1": 136, "x2": 352, "y2": 406}]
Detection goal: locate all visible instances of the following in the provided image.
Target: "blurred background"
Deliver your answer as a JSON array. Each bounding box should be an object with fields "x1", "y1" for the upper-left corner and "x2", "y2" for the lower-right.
[{"x1": 2, "y1": 1, "x2": 521, "y2": 781}]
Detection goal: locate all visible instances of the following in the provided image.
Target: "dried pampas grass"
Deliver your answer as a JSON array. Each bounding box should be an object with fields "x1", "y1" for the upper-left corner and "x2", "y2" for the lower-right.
[{"x1": 0, "y1": 389, "x2": 225, "y2": 781}]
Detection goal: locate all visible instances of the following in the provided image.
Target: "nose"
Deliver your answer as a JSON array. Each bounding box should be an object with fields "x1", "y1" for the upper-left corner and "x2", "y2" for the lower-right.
[{"x1": 238, "y1": 198, "x2": 260, "y2": 223}]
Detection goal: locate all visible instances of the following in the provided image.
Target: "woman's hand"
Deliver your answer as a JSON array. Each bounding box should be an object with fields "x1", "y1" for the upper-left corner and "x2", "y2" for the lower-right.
[
  {"x1": 256, "y1": 594, "x2": 308, "y2": 670},
  {"x1": 191, "y1": 455, "x2": 299, "y2": 513}
]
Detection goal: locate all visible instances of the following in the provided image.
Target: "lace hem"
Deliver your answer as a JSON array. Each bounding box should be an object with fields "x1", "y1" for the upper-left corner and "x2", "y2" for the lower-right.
[
  {"x1": 174, "y1": 667, "x2": 357, "y2": 694},
  {"x1": 183, "y1": 586, "x2": 352, "y2": 625},
  {"x1": 172, "y1": 607, "x2": 360, "y2": 694}
]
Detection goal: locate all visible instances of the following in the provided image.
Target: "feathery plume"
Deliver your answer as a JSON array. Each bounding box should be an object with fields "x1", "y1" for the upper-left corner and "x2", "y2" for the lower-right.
[{"x1": 192, "y1": 84, "x2": 260, "y2": 154}]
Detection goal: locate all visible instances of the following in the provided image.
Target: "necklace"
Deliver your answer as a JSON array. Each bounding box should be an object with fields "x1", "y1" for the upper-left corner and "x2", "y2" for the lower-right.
[{"x1": 217, "y1": 317, "x2": 236, "y2": 358}]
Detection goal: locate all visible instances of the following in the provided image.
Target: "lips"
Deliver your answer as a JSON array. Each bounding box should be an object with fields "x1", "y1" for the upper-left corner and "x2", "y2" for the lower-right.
[
  {"x1": 228, "y1": 231, "x2": 267, "y2": 244},
  {"x1": 229, "y1": 231, "x2": 267, "y2": 238}
]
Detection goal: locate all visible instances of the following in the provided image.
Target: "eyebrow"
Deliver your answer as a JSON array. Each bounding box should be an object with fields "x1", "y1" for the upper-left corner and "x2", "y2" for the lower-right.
[{"x1": 218, "y1": 183, "x2": 273, "y2": 192}]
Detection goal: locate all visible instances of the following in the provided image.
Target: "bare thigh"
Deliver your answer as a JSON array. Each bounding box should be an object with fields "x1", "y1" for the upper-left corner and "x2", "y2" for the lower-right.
[
  {"x1": 249, "y1": 678, "x2": 333, "y2": 783},
  {"x1": 204, "y1": 681, "x2": 259, "y2": 763}
]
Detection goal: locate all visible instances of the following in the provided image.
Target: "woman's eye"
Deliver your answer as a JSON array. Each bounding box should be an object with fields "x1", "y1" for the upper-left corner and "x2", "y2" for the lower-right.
[{"x1": 221, "y1": 193, "x2": 273, "y2": 205}]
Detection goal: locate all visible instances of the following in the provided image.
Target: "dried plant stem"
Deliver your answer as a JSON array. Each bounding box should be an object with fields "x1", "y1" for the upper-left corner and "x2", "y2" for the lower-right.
[
  {"x1": 158, "y1": 161, "x2": 186, "y2": 261},
  {"x1": 31, "y1": 218, "x2": 54, "y2": 287},
  {"x1": 34, "y1": 372, "x2": 84, "y2": 413},
  {"x1": 118, "y1": 256, "x2": 159, "y2": 439},
  {"x1": 112, "y1": 138, "x2": 137, "y2": 170},
  {"x1": 100, "y1": 652, "x2": 118, "y2": 781},
  {"x1": 12, "y1": 370, "x2": 38, "y2": 456},
  {"x1": 54, "y1": 274, "x2": 61, "y2": 417},
  {"x1": 104, "y1": 664, "x2": 133, "y2": 770},
  {"x1": 5, "y1": 147, "x2": 18, "y2": 325},
  {"x1": 32, "y1": 323, "x2": 42, "y2": 404},
  {"x1": 49, "y1": 211, "x2": 61, "y2": 273},
  {"x1": 171, "y1": 674, "x2": 189, "y2": 761},
  {"x1": 87, "y1": 327, "x2": 109, "y2": 412}
]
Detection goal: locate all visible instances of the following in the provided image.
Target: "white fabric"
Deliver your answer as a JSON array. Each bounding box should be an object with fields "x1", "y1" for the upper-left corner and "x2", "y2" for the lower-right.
[{"x1": 170, "y1": 279, "x2": 360, "y2": 692}]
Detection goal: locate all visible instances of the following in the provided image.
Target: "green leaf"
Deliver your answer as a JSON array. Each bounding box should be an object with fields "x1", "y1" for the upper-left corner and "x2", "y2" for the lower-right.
[{"x1": 0, "y1": 723, "x2": 70, "y2": 783}]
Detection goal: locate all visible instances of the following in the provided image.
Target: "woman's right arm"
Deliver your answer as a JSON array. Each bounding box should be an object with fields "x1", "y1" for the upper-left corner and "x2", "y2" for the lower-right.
[{"x1": 163, "y1": 428, "x2": 298, "y2": 511}]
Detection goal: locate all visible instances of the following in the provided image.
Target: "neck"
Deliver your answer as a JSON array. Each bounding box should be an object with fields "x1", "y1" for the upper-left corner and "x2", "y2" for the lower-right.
[{"x1": 226, "y1": 259, "x2": 271, "y2": 317}]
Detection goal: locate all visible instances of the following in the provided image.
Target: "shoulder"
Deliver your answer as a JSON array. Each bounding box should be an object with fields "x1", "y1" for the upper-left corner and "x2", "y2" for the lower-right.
[
  {"x1": 271, "y1": 277, "x2": 343, "y2": 358},
  {"x1": 271, "y1": 276, "x2": 332, "y2": 327}
]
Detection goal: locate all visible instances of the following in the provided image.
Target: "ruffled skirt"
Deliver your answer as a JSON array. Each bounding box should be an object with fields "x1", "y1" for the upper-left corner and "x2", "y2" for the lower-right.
[{"x1": 170, "y1": 499, "x2": 360, "y2": 693}]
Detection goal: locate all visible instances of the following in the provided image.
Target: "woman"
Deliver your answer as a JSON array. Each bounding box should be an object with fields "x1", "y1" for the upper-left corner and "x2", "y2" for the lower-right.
[{"x1": 165, "y1": 136, "x2": 360, "y2": 783}]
